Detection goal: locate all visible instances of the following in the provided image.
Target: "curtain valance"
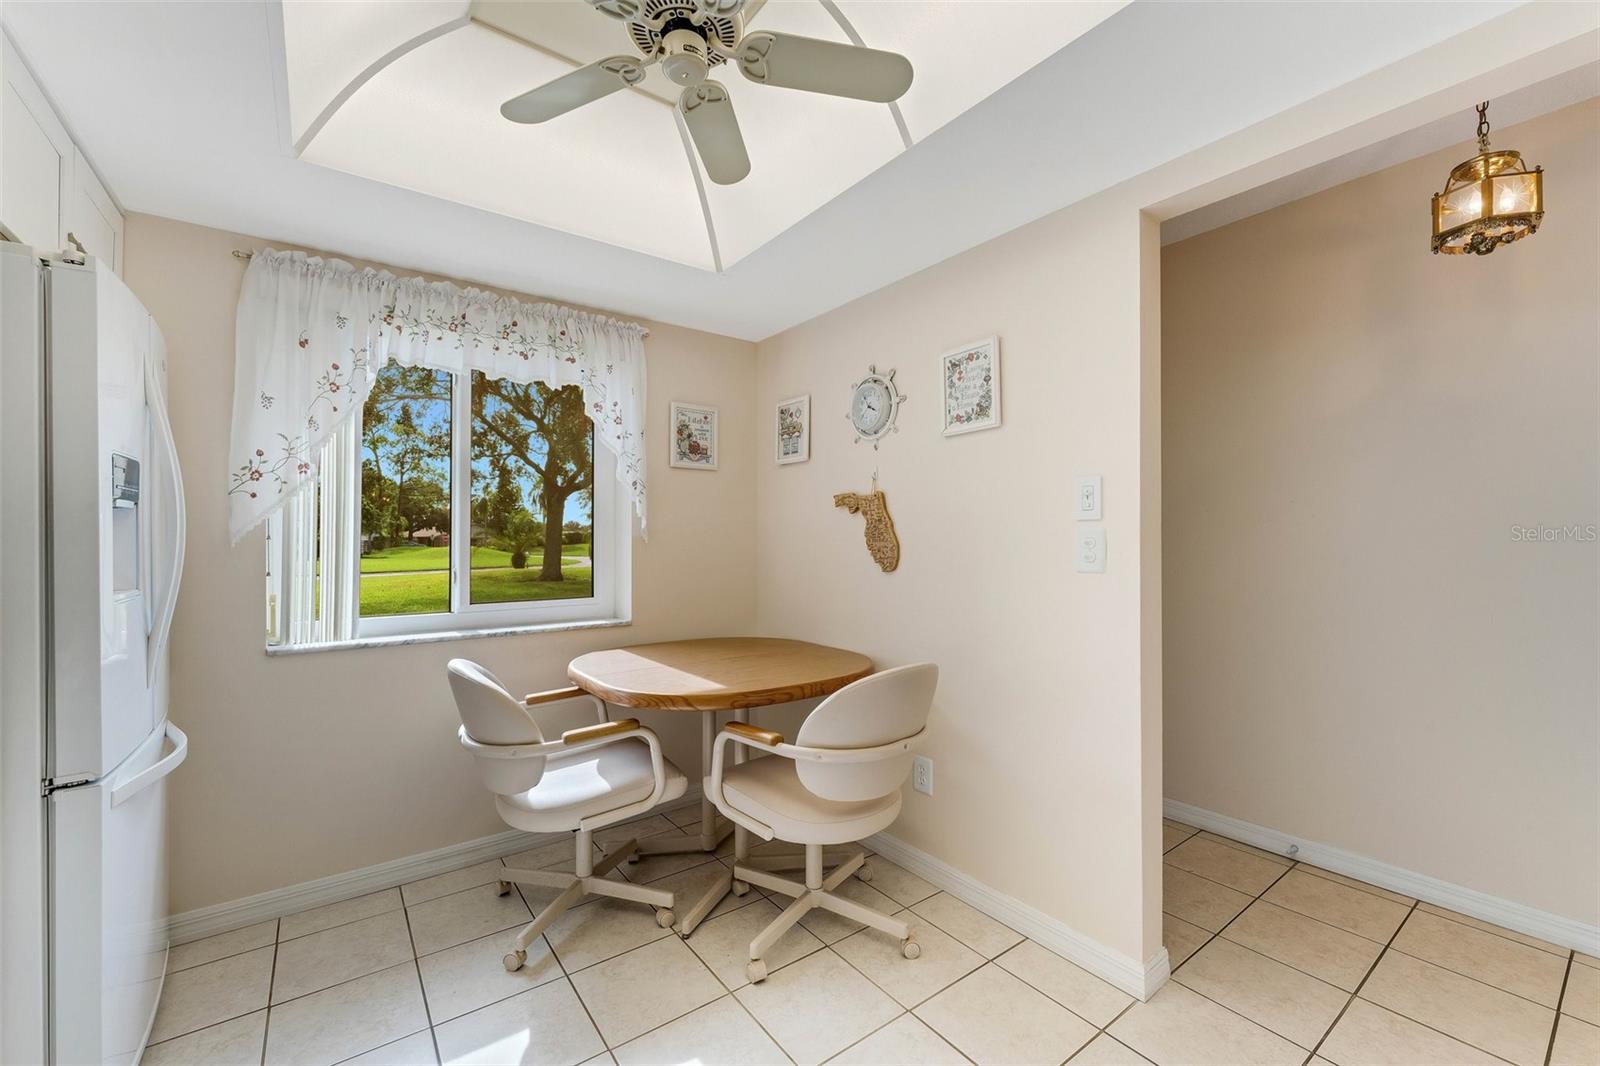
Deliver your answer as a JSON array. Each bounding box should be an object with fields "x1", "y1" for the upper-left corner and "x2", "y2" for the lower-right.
[{"x1": 228, "y1": 249, "x2": 648, "y2": 543}]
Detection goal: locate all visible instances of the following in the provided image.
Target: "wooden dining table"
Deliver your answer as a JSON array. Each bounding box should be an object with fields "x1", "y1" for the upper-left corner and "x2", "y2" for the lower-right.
[{"x1": 567, "y1": 637, "x2": 873, "y2": 934}]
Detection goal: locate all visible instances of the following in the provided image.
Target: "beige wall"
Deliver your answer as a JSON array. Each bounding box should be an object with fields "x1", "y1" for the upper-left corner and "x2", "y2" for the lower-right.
[
  {"x1": 124, "y1": 214, "x2": 758, "y2": 913},
  {"x1": 753, "y1": 189, "x2": 1164, "y2": 967},
  {"x1": 1162, "y1": 100, "x2": 1599, "y2": 924}
]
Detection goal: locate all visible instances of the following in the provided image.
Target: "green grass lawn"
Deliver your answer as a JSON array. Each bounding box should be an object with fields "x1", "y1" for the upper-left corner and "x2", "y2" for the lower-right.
[
  {"x1": 359, "y1": 563, "x2": 593, "y2": 616},
  {"x1": 361, "y1": 542, "x2": 589, "y2": 573}
]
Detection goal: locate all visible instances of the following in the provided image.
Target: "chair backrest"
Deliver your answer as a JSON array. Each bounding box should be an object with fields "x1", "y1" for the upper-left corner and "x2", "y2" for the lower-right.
[
  {"x1": 794, "y1": 663, "x2": 937, "y2": 802},
  {"x1": 448, "y1": 658, "x2": 547, "y2": 795}
]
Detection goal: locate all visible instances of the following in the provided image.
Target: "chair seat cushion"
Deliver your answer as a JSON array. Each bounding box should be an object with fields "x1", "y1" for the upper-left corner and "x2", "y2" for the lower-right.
[
  {"x1": 497, "y1": 740, "x2": 686, "y2": 833},
  {"x1": 709, "y1": 755, "x2": 901, "y2": 845}
]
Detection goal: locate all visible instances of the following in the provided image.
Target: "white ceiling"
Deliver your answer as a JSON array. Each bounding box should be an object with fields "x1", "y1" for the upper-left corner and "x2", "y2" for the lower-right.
[{"x1": 0, "y1": 1, "x2": 1572, "y2": 340}]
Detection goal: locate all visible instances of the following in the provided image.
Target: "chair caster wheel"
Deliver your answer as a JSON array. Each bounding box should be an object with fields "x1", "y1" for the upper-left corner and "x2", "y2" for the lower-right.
[
  {"x1": 901, "y1": 937, "x2": 921, "y2": 960},
  {"x1": 731, "y1": 880, "x2": 751, "y2": 897},
  {"x1": 746, "y1": 958, "x2": 768, "y2": 983},
  {"x1": 656, "y1": 908, "x2": 676, "y2": 929},
  {"x1": 503, "y1": 950, "x2": 526, "y2": 972},
  {"x1": 857, "y1": 862, "x2": 873, "y2": 883},
  {"x1": 496, "y1": 880, "x2": 512, "y2": 897}
]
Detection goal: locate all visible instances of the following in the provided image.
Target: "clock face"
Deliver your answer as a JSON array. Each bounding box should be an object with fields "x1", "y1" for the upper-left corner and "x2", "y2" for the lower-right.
[{"x1": 851, "y1": 380, "x2": 893, "y2": 437}]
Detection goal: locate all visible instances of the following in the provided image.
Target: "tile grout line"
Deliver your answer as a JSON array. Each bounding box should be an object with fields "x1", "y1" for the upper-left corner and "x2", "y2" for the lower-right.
[
  {"x1": 1161, "y1": 862, "x2": 1355, "y2": 1056},
  {"x1": 1306, "y1": 897, "x2": 1419, "y2": 1063},
  {"x1": 1418, "y1": 903, "x2": 1575, "y2": 960},
  {"x1": 586, "y1": 933, "x2": 750, "y2": 1057},
  {"x1": 396, "y1": 893, "x2": 444, "y2": 1066},
  {"x1": 1543, "y1": 952, "x2": 1574, "y2": 1066},
  {"x1": 1381, "y1": 941, "x2": 1570, "y2": 1011},
  {"x1": 1063, "y1": 1000, "x2": 1140, "y2": 1064},
  {"x1": 987, "y1": 939, "x2": 1132, "y2": 1034},
  {"x1": 1168, "y1": 858, "x2": 1298, "y2": 978},
  {"x1": 259, "y1": 922, "x2": 279, "y2": 1066}
]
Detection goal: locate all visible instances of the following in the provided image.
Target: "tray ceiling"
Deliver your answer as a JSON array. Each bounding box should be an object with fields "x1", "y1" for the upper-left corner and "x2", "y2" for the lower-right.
[{"x1": 281, "y1": 0, "x2": 1124, "y2": 270}]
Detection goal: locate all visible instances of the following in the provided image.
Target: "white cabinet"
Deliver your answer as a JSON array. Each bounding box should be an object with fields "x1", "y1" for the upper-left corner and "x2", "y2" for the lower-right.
[
  {"x1": 69, "y1": 147, "x2": 123, "y2": 273},
  {"x1": 1, "y1": 31, "x2": 123, "y2": 273},
  {"x1": 1, "y1": 32, "x2": 71, "y2": 253}
]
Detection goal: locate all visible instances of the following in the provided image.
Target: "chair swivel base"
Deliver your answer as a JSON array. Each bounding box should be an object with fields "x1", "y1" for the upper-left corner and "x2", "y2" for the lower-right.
[
  {"x1": 730, "y1": 845, "x2": 919, "y2": 983},
  {"x1": 495, "y1": 837, "x2": 675, "y2": 971}
]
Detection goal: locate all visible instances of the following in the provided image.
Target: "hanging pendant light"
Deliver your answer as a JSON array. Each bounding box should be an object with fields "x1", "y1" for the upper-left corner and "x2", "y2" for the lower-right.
[{"x1": 1432, "y1": 101, "x2": 1544, "y2": 256}]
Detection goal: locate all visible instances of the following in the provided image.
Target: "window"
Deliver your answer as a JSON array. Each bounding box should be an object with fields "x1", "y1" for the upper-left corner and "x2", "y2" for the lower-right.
[{"x1": 267, "y1": 364, "x2": 623, "y2": 647}]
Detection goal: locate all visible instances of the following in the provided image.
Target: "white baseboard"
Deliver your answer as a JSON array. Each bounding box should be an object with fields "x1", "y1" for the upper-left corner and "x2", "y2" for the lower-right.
[
  {"x1": 865, "y1": 831, "x2": 1170, "y2": 1001},
  {"x1": 1164, "y1": 798, "x2": 1600, "y2": 956},
  {"x1": 168, "y1": 793, "x2": 707, "y2": 945}
]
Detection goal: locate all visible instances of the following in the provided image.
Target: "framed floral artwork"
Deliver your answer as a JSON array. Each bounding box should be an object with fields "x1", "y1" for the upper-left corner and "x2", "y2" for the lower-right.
[
  {"x1": 941, "y1": 336, "x2": 1001, "y2": 436},
  {"x1": 670, "y1": 401, "x2": 719, "y2": 470},
  {"x1": 775, "y1": 394, "x2": 810, "y2": 465}
]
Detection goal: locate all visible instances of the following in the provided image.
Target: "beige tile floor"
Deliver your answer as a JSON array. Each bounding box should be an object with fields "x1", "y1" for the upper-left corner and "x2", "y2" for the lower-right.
[{"x1": 145, "y1": 809, "x2": 1599, "y2": 1065}]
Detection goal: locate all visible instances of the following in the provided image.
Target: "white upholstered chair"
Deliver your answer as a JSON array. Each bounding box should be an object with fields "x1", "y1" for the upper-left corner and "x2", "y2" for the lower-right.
[
  {"x1": 448, "y1": 658, "x2": 688, "y2": 972},
  {"x1": 704, "y1": 662, "x2": 936, "y2": 982}
]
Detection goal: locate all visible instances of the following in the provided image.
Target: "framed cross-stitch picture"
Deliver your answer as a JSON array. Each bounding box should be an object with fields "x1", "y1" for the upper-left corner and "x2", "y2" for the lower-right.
[
  {"x1": 775, "y1": 394, "x2": 810, "y2": 465},
  {"x1": 670, "y1": 402, "x2": 719, "y2": 470},
  {"x1": 941, "y1": 336, "x2": 1001, "y2": 436}
]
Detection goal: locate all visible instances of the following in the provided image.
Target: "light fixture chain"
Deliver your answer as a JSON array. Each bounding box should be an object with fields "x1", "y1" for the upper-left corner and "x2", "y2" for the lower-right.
[{"x1": 1476, "y1": 100, "x2": 1491, "y2": 152}]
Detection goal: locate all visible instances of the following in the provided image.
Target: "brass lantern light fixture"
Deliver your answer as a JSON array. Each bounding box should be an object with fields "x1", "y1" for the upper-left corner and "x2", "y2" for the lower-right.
[{"x1": 1432, "y1": 100, "x2": 1544, "y2": 256}]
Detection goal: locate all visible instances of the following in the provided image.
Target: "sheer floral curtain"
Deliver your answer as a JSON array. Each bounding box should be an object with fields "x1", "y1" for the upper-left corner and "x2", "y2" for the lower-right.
[{"x1": 229, "y1": 249, "x2": 649, "y2": 546}]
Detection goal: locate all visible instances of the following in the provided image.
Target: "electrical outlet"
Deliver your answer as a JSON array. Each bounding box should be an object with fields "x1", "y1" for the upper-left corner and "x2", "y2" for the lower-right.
[
  {"x1": 912, "y1": 756, "x2": 933, "y2": 796},
  {"x1": 1075, "y1": 528, "x2": 1106, "y2": 573}
]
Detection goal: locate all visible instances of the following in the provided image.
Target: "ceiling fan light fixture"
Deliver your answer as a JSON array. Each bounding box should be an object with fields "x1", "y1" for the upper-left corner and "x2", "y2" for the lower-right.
[{"x1": 1431, "y1": 101, "x2": 1544, "y2": 256}]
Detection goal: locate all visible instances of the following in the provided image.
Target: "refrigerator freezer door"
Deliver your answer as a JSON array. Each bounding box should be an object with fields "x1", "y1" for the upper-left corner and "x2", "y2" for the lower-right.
[
  {"x1": 0, "y1": 242, "x2": 50, "y2": 1066},
  {"x1": 50, "y1": 722, "x2": 171, "y2": 1066},
  {"x1": 46, "y1": 257, "x2": 157, "y2": 779}
]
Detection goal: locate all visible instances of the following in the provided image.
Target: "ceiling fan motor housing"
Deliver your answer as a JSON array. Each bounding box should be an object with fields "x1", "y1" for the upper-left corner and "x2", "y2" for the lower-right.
[
  {"x1": 627, "y1": 0, "x2": 740, "y2": 74},
  {"x1": 661, "y1": 24, "x2": 712, "y2": 85}
]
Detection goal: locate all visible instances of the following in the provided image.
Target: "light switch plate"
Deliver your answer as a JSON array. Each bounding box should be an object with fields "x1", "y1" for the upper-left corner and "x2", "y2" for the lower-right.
[
  {"x1": 1075, "y1": 528, "x2": 1106, "y2": 573},
  {"x1": 1074, "y1": 475, "x2": 1102, "y2": 521}
]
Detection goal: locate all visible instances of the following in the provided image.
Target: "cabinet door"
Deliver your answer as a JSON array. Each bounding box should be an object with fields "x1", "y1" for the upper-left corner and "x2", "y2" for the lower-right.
[
  {"x1": 69, "y1": 147, "x2": 124, "y2": 274},
  {"x1": 1, "y1": 34, "x2": 71, "y2": 251}
]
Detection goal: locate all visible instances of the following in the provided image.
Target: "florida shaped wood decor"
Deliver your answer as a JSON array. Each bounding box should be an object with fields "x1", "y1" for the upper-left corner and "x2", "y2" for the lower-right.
[{"x1": 834, "y1": 489, "x2": 899, "y2": 572}]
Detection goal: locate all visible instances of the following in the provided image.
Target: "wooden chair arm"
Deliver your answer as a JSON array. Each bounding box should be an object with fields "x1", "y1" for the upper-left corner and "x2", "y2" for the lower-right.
[
  {"x1": 526, "y1": 685, "x2": 586, "y2": 706},
  {"x1": 562, "y1": 718, "x2": 641, "y2": 745},
  {"x1": 723, "y1": 721, "x2": 785, "y2": 747}
]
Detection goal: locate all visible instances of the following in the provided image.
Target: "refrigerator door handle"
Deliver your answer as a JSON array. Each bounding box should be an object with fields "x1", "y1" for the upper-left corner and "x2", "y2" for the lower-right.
[
  {"x1": 109, "y1": 720, "x2": 187, "y2": 808},
  {"x1": 144, "y1": 344, "x2": 186, "y2": 686}
]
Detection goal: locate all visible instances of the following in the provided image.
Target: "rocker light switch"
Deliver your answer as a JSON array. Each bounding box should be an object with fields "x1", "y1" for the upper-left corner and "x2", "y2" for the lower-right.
[
  {"x1": 1075, "y1": 475, "x2": 1102, "y2": 521},
  {"x1": 1076, "y1": 528, "x2": 1106, "y2": 573}
]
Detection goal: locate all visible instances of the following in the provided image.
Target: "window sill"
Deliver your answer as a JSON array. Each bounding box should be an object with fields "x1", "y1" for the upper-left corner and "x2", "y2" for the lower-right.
[{"x1": 265, "y1": 617, "x2": 631, "y2": 656}]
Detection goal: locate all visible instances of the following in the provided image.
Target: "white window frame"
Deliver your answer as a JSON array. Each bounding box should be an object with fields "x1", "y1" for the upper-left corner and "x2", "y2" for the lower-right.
[{"x1": 269, "y1": 371, "x2": 630, "y2": 648}]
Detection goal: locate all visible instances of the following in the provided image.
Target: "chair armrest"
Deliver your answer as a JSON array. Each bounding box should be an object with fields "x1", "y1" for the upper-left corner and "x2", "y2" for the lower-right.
[
  {"x1": 723, "y1": 721, "x2": 784, "y2": 748},
  {"x1": 526, "y1": 685, "x2": 585, "y2": 706},
  {"x1": 562, "y1": 718, "x2": 641, "y2": 745}
]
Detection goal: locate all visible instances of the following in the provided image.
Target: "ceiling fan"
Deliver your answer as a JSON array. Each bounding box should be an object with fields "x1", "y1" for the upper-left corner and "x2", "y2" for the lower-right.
[{"x1": 485, "y1": 0, "x2": 914, "y2": 186}]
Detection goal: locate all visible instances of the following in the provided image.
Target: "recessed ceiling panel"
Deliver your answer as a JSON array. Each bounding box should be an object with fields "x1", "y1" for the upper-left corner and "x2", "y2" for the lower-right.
[
  {"x1": 282, "y1": 0, "x2": 472, "y2": 146},
  {"x1": 301, "y1": 22, "x2": 713, "y2": 268},
  {"x1": 285, "y1": 0, "x2": 1134, "y2": 271}
]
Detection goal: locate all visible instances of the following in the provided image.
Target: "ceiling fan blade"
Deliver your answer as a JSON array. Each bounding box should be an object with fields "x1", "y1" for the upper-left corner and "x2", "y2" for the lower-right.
[
  {"x1": 500, "y1": 56, "x2": 647, "y2": 124},
  {"x1": 679, "y1": 82, "x2": 751, "y2": 185},
  {"x1": 736, "y1": 31, "x2": 911, "y2": 103}
]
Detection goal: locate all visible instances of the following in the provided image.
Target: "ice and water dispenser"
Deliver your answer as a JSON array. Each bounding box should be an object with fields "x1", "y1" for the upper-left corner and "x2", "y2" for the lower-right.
[{"x1": 111, "y1": 452, "x2": 141, "y2": 595}]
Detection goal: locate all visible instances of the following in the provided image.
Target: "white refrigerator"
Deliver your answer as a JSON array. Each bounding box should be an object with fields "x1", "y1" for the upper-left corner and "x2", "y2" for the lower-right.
[{"x1": 0, "y1": 241, "x2": 187, "y2": 1065}]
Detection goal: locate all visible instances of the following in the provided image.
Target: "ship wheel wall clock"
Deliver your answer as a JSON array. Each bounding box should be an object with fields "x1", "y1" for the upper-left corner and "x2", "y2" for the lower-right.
[{"x1": 848, "y1": 365, "x2": 905, "y2": 449}]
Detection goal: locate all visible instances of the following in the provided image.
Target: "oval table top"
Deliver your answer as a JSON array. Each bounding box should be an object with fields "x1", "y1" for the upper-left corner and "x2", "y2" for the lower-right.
[{"x1": 567, "y1": 637, "x2": 873, "y2": 711}]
